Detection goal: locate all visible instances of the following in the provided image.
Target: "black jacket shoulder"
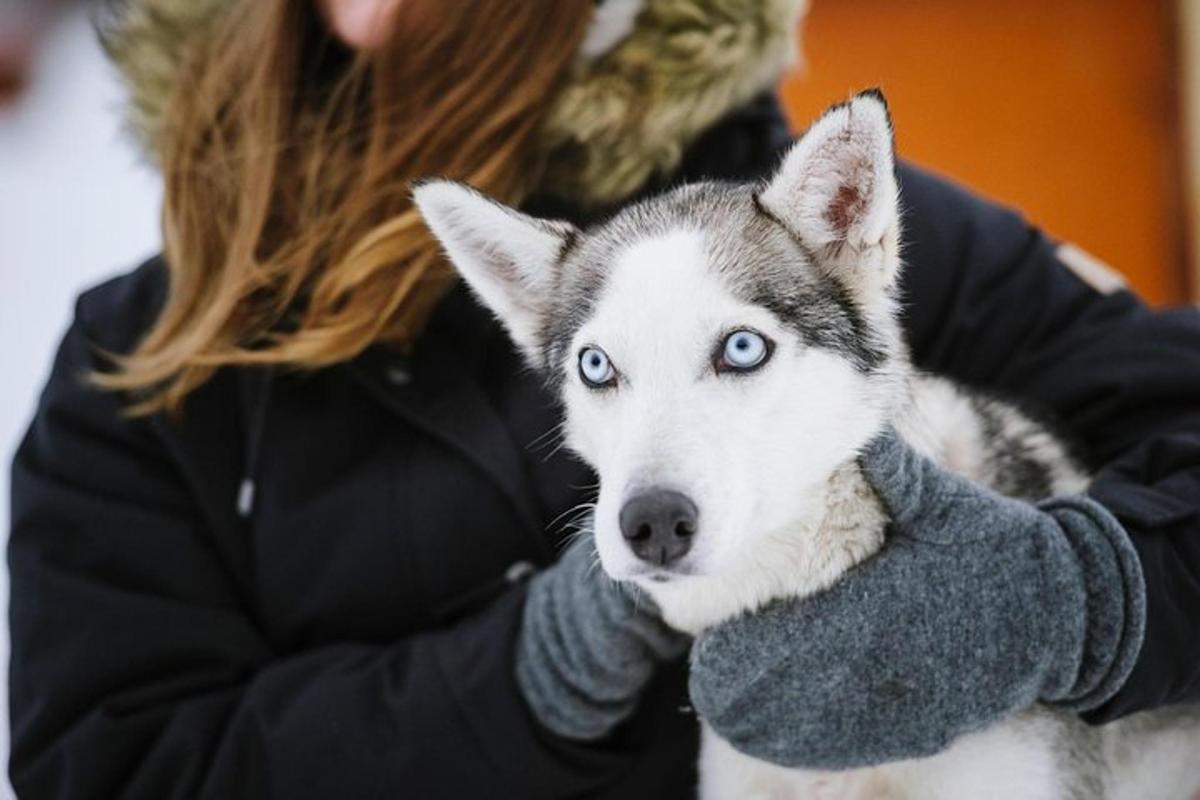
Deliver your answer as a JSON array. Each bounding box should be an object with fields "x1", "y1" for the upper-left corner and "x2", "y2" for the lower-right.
[{"x1": 74, "y1": 256, "x2": 168, "y2": 355}]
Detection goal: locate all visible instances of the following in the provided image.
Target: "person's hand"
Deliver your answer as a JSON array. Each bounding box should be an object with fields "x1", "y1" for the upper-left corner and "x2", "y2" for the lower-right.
[
  {"x1": 516, "y1": 536, "x2": 689, "y2": 740},
  {"x1": 687, "y1": 429, "x2": 1145, "y2": 770},
  {"x1": 317, "y1": 0, "x2": 403, "y2": 49}
]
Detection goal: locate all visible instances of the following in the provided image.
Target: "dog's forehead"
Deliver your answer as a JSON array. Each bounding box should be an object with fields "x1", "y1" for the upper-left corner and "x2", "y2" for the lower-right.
[
  {"x1": 540, "y1": 184, "x2": 801, "y2": 370},
  {"x1": 593, "y1": 228, "x2": 737, "y2": 340}
]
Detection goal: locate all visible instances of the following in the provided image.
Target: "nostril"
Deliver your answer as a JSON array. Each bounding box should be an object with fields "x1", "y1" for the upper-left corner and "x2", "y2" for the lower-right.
[
  {"x1": 634, "y1": 523, "x2": 652, "y2": 541},
  {"x1": 674, "y1": 520, "x2": 695, "y2": 538}
]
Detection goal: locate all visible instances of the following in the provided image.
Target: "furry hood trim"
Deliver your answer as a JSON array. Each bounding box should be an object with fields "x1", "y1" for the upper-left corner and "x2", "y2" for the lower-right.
[{"x1": 101, "y1": 0, "x2": 807, "y2": 206}]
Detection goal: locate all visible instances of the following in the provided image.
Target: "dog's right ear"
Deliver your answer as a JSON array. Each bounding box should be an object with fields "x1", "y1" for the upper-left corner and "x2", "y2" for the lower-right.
[{"x1": 412, "y1": 180, "x2": 576, "y2": 363}]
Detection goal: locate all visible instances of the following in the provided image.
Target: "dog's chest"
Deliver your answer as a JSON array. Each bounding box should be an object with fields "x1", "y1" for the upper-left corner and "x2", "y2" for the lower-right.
[{"x1": 698, "y1": 711, "x2": 1066, "y2": 800}]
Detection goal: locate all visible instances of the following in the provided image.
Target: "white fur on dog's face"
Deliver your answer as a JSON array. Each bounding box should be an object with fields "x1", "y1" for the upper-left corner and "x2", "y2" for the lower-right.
[
  {"x1": 563, "y1": 228, "x2": 887, "y2": 583},
  {"x1": 414, "y1": 91, "x2": 902, "y2": 606}
]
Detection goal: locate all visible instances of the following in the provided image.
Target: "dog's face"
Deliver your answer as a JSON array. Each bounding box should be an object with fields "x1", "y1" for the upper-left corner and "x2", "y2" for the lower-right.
[{"x1": 414, "y1": 91, "x2": 904, "y2": 588}]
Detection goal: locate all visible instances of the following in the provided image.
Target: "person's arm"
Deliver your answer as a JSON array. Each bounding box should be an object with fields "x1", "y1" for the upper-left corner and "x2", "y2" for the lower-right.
[
  {"x1": 8, "y1": 306, "x2": 670, "y2": 798},
  {"x1": 896, "y1": 163, "x2": 1200, "y2": 720}
]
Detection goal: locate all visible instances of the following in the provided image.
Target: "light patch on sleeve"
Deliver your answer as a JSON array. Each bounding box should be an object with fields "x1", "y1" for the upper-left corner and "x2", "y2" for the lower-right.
[{"x1": 1055, "y1": 242, "x2": 1127, "y2": 295}]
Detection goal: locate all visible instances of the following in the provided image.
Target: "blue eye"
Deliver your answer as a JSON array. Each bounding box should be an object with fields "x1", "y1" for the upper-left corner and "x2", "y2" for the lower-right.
[
  {"x1": 579, "y1": 347, "x2": 616, "y2": 387},
  {"x1": 720, "y1": 330, "x2": 770, "y2": 372}
]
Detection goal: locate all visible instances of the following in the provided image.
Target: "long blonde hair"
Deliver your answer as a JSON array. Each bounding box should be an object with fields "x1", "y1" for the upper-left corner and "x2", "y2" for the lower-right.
[{"x1": 99, "y1": 0, "x2": 591, "y2": 413}]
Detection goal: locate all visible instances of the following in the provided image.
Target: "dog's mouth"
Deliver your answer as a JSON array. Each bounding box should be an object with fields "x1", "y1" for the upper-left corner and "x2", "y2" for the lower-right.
[{"x1": 619, "y1": 563, "x2": 699, "y2": 584}]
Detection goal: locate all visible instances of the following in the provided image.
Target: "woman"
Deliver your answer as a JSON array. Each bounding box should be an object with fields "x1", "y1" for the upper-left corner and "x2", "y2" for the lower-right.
[{"x1": 9, "y1": 0, "x2": 1200, "y2": 797}]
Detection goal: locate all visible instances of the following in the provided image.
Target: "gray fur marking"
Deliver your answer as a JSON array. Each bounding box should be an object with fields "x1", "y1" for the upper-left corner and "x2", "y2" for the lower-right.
[{"x1": 971, "y1": 396, "x2": 1057, "y2": 499}]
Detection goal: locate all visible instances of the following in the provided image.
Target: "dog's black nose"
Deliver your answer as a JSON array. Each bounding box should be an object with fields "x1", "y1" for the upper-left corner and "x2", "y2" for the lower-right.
[{"x1": 619, "y1": 489, "x2": 698, "y2": 567}]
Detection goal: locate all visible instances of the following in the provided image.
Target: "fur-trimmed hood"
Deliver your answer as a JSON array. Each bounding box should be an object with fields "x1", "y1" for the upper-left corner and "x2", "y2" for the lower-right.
[{"x1": 101, "y1": 0, "x2": 806, "y2": 206}]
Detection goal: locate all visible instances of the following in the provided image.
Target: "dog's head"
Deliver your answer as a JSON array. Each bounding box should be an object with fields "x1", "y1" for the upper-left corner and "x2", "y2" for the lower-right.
[{"x1": 414, "y1": 91, "x2": 906, "y2": 588}]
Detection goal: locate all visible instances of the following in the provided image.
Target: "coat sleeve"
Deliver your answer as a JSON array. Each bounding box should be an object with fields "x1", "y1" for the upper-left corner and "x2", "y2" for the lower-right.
[
  {"x1": 7, "y1": 307, "x2": 661, "y2": 798},
  {"x1": 895, "y1": 163, "x2": 1200, "y2": 722}
]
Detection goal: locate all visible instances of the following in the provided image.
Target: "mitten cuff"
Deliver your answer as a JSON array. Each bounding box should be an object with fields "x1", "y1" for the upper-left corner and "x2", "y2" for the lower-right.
[
  {"x1": 1038, "y1": 496, "x2": 1147, "y2": 712},
  {"x1": 514, "y1": 543, "x2": 688, "y2": 740}
]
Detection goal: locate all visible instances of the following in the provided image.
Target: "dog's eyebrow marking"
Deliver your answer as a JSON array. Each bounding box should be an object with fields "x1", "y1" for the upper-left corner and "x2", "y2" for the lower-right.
[
  {"x1": 540, "y1": 219, "x2": 694, "y2": 387},
  {"x1": 539, "y1": 242, "x2": 607, "y2": 386},
  {"x1": 747, "y1": 282, "x2": 886, "y2": 374},
  {"x1": 746, "y1": 193, "x2": 887, "y2": 373}
]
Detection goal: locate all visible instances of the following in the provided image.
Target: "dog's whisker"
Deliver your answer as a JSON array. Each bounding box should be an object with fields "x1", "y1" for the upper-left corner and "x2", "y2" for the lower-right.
[
  {"x1": 546, "y1": 500, "x2": 598, "y2": 535},
  {"x1": 527, "y1": 423, "x2": 567, "y2": 456},
  {"x1": 540, "y1": 438, "x2": 571, "y2": 463}
]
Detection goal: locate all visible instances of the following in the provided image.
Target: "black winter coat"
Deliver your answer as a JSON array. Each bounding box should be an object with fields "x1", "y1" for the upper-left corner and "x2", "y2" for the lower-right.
[{"x1": 10, "y1": 99, "x2": 1200, "y2": 799}]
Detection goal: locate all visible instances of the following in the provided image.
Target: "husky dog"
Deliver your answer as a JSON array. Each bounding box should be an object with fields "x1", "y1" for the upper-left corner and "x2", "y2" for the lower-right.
[{"x1": 413, "y1": 93, "x2": 1199, "y2": 799}]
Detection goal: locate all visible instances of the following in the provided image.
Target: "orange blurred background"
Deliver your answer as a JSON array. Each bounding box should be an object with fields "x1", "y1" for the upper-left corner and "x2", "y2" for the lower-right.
[{"x1": 780, "y1": 0, "x2": 1190, "y2": 305}]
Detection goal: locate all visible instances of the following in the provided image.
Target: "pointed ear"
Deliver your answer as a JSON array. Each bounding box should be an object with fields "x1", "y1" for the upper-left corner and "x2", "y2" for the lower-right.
[
  {"x1": 757, "y1": 90, "x2": 901, "y2": 298},
  {"x1": 412, "y1": 180, "x2": 576, "y2": 363}
]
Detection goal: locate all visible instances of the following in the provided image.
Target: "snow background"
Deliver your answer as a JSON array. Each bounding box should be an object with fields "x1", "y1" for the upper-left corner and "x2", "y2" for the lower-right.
[{"x1": 0, "y1": 8, "x2": 163, "y2": 793}]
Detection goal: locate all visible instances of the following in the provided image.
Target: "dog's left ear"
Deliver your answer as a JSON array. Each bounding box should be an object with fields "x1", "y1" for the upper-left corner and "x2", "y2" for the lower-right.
[
  {"x1": 412, "y1": 180, "x2": 577, "y2": 364},
  {"x1": 757, "y1": 89, "x2": 900, "y2": 301}
]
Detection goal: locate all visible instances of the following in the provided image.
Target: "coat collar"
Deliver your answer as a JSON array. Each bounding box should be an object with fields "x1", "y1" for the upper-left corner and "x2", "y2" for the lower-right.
[{"x1": 525, "y1": 92, "x2": 794, "y2": 224}]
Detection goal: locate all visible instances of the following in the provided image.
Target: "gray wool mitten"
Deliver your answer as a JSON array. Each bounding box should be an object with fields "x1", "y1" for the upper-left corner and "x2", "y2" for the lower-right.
[
  {"x1": 516, "y1": 536, "x2": 689, "y2": 740},
  {"x1": 688, "y1": 429, "x2": 1146, "y2": 770}
]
